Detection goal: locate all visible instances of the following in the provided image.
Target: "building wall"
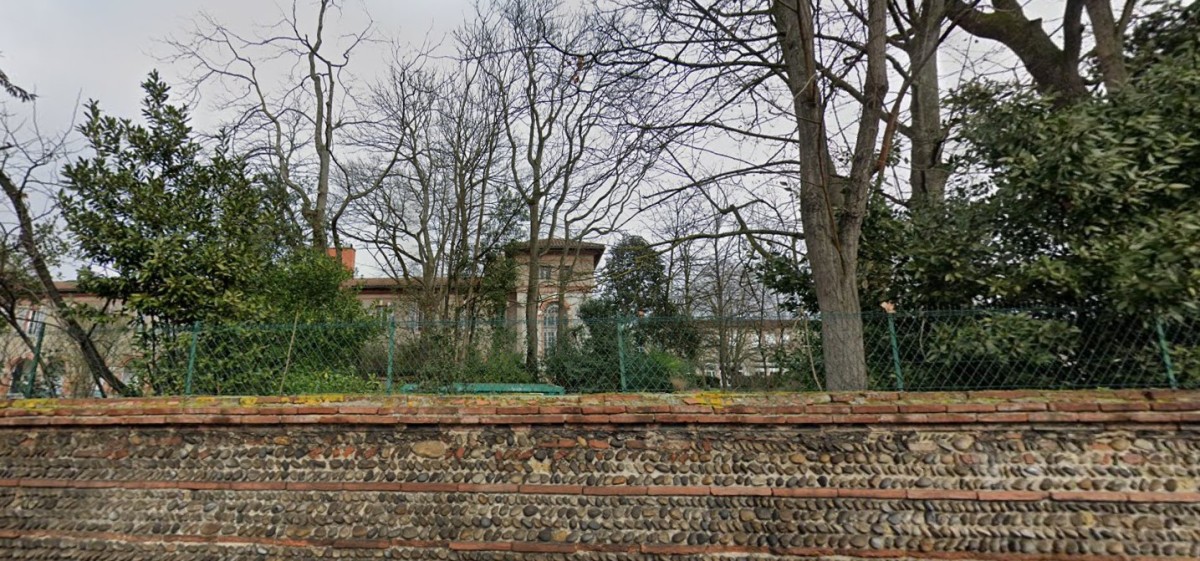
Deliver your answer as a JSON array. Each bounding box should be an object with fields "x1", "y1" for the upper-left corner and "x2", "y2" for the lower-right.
[
  {"x1": 507, "y1": 249, "x2": 600, "y2": 354},
  {"x1": 350, "y1": 248, "x2": 600, "y2": 357},
  {"x1": 511, "y1": 250, "x2": 597, "y2": 316},
  {"x1": 354, "y1": 247, "x2": 600, "y2": 326},
  {"x1": 1, "y1": 390, "x2": 1198, "y2": 560}
]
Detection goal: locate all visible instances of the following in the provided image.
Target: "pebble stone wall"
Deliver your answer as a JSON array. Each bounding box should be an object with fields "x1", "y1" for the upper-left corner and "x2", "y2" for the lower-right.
[{"x1": 0, "y1": 390, "x2": 1198, "y2": 560}]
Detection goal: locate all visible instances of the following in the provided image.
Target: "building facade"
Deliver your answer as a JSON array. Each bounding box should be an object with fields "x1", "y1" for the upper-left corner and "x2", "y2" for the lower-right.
[{"x1": 352, "y1": 239, "x2": 605, "y2": 356}]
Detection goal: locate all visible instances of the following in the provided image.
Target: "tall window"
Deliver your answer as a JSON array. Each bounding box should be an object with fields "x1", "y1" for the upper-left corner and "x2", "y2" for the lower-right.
[
  {"x1": 539, "y1": 265, "x2": 554, "y2": 281},
  {"x1": 543, "y1": 304, "x2": 560, "y2": 352},
  {"x1": 18, "y1": 307, "x2": 45, "y2": 333}
]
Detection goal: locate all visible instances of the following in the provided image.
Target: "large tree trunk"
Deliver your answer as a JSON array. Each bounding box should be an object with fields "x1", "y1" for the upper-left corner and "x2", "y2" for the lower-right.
[
  {"x1": 307, "y1": 60, "x2": 330, "y2": 250},
  {"x1": 1083, "y1": 0, "x2": 1128, "y2": 94},
  {"x1": 524, "y1": 206, "x2": 541, "y2": 372},
  {"x1": 799, "y1": 178, "x2": 869, "y2": 391},
  {"x1": 947, "y1": 0, "x2": 1137, "y2": 101},
  {"x1": 305, "y1": 0, "x2": 333, "y2": 250},
  {"x1": 772, "y1": 0, "x2": 886, "y2": 391},
  {"x1": 908, "y1": 0, "x2": 948, "y2": 207},
  {"x1": 1, "y1": 170, "x2": 128, "y2": 395}
]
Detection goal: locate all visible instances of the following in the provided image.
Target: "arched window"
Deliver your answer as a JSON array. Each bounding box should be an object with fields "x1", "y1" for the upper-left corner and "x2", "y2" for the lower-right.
[{"x1": 543, "y1": 304, "x2": 560, "y2": 353}]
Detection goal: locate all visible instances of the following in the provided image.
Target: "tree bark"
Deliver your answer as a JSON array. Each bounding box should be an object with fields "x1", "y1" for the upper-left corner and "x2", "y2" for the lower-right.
[
  {"x1": 1083, "y1": 0, "x2": 1129, "y2": 94},
  {"x1": 908, "y1": 0, "x2": 949, "y2": 207},
  {"x1": 524, "y1": 208, "x2": 541, "y2": 373},
  {"x1": 306, "y1": 0, "x2": 333, "y2": 250},
  {"x1": 0, "y1": 169, "x2": 127, "y2": 395},
  {"x1": 948, "y1": 0, "x2": 1089, "y2": 101},
  {"x1": 772, "y1": 0, "x2": 888, "y2": 391}
]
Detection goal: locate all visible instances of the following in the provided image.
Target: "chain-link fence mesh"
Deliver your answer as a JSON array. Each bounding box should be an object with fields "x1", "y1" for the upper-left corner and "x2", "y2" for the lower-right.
[
  {"x1": 862, "y1": 310, "x2": 1187, "y2": 391},
  {"x1": 1, "y1": 317, "x2": 134, "y2": 398},
  {"x1": 2, "y1": 309, "x2": 1195, "y2": 397}
]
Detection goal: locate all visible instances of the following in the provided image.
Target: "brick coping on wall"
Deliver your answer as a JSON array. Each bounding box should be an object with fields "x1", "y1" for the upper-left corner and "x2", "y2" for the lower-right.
[{"x1": 2, "y1": 389, "x2": 1198, "y2": 428}]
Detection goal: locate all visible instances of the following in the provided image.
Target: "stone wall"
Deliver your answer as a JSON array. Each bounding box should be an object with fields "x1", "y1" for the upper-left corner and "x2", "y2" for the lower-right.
[{"x1": 1, "y1": 390, "x2": 1198, "y2": 560}]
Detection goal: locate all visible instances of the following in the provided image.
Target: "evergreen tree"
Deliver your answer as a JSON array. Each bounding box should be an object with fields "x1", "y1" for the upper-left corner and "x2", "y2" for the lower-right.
[
  {"x1": 60, "y1": 71, "x2": 293, "y2": 327},
  {"x1": 601, "y1": 235, "x2": 674, "y2": 317}
]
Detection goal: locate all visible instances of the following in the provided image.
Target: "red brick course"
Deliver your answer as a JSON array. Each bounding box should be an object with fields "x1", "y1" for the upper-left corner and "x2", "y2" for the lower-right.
[{"x1": 0, "y1": 527, "x2": 1192, "y2": 561}]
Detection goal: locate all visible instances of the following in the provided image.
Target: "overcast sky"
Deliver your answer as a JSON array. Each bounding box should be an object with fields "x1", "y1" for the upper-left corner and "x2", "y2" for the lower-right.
[
  {"x1": 0, "y1": 0, "x2": 1070, "y2": 279},
  {"x1": 0, "y1": 0, "x2": 1047, "y2": 148},
  {"x1": 1, "y1": 1, "x2": 485, "y2": 277},
  {"x1": 1, "y1": 0, "x2": 477, "y2": 134}
]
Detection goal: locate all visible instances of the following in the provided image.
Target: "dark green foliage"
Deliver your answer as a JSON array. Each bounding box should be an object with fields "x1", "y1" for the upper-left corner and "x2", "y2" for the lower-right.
[
  {"x1": 542, "y1": 301, "x2": 614, "y2": 392},
  {"x1": 461, "y1": 333, "x2": 531, "y2": 384},
  {"x1": 276, "y1": 369, "x2": 383, "y2": 395},
  {"x1": 1161, "y1": 318, "x2": 1200, "y2": 388},
  {"x1": 261, "y1": 249, "x2": 368, "y2": 323},
  {"x1": 757, "y1": 5, "x2": 1200, "y2": 391},
  {"x1": 391, "y1": 324, "x2": 535, "y2": 391},
  {"x1": 479, "y1": 253, "x2": 519, "y2": 320},
  {"x1": 61, "y1": 72, "x2": 293, "y2": 327},
  {"x1": 754, "y1": 254, "x2": 814, "y2": 315},
  {"x1": 183, "y1": 321, "x2": 382, "y2": 396},
  {"x1": 946, "y1": 50, "x2": 1200, "y2": 316},
  {"x1": 544, "y1": 300, "x2": 684, "y2": 393},
  {"x1": 0, "y1": 66, "x2": 35, "y2": 102},
  {"x1": 591, "y1": 236, "x2": 702, "y2": 361},
  {"x1": 769, "y1": 339, "x2": 825, "y2": 391},
  {"x1": 867, "y1": 310, "x2": 1167, "y2": 391},
  {"x1": 601, "y1": 236, "x2": 672, "y2": 317},
  {"x1": 58, "y1": 73, "x2": 375, "y2": 395},
  {"x1": 1127, "y1": 1, "x2": 1200, "y2": 76},
  {"x1": 543, "y1": 302, "x2": 624, "y2": 393},
  {"x1": 757, "y1": 192, "x2": 1001, "y2": 314},
  {"x1": 182, "y1": 255, "x2": 378, "y2": 396},
  {"x1": 542, "y1": 236, "x2": 720, "y2": 392},
  {"x1": 381, "y1": 253, "x2": 527, "y2": 393}
]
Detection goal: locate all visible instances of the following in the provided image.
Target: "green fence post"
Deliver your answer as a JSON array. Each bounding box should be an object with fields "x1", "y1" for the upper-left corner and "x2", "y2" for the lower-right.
[
  {"x1": 184, "y1": 321, "x2": 200, "y2": 396},
  {"x1": 385, "y1": 315, "x2": 396, "y2": 394},
  {"x1": 1154, "y1": 316, "x2": 1179, "y2": 390},
  {"x1": 23, "y1": 321, "x2": 46, "y2": 398},
  {"x1": 885, "y1": 312, "x2": 905, "y2": 391},
  {"x1": 617, "y1": 320, "x2": 629, "y2": 392}
]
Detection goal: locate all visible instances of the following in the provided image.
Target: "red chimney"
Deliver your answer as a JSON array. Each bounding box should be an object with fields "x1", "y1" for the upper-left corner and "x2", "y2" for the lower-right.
[{"x1": 326, "y1": 247, "x2": 356, "y2": 272}]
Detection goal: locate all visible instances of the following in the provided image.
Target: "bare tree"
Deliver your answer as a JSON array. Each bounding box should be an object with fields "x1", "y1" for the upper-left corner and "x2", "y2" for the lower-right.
[
  {"x1": 648, "y1": 194, "x2": 709, "y2": 317},
  {"x1": 463, "y1": 0, "x2": 662, "y2": 371},
  {"x1": 344, "y1": 50, "x2": 520, "y2": 324},
  {"x1": 346, "y1": 57, "x2": 453, "y2": 319},
  {"x1": 814, "y1": 0, "x2": 956, "y2": 207},
  {"x1": 893, "y1": 0, "x2": 951, "y2": 206},
  {"x1": 693, "y1": 222, "x2": 768, "y2": 385},
  {"x1": 587, "y1": 0, "x2": 892, "y2": 389},
  {"x1": 165, "y1": 0, "x2": 381, "y2": 249},
  {"x1": 0, "y1": 100, "x2": 127, "y2": 395}
]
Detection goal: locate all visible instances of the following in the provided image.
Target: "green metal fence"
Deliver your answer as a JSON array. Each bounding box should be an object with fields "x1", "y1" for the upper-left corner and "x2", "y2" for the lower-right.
[{"x1": 3, "y1": 309, "x2": 1197, "y2": 397}]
